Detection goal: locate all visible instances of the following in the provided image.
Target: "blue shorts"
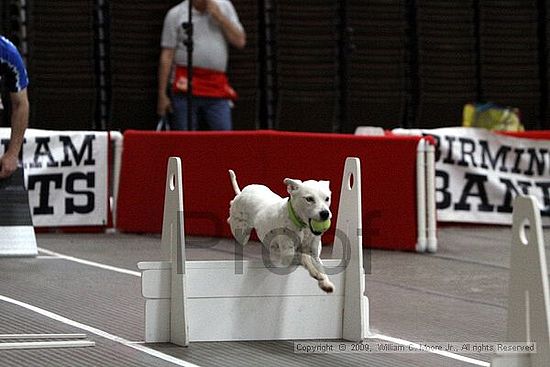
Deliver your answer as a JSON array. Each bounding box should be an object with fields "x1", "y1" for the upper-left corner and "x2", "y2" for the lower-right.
[{"x1": 171, "y1": 94, "x2": 232, "y2": 131}]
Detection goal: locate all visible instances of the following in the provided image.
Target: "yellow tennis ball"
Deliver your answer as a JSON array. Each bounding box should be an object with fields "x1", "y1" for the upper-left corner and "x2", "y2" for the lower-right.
[{"x1": 310, "y1": 218, "x2": 331, "y2": 233}]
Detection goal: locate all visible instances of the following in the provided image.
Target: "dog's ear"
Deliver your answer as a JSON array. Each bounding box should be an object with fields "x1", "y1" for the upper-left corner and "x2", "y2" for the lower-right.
[
  {"x1": 284, "y1": 178, "x2": 302, "y2": 194},
  {"x1": 319, "y1": 180, "x2": 330, "y2": 191}
]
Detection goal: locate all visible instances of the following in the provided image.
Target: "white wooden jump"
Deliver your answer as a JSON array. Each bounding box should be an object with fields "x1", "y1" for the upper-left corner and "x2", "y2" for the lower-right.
[
  {"x1": 138, "y1": 157, "x2": 369, "y2": 346},
  {"x1": 0, "y1": 334, "x2": 94, "y2": 350},
  {"x1": 416, "y1": 138, "x2": 437, "y2": 253},
  {"x1": 0, "y1": 168, "x2": 37, "y2": 257},
  {"x1": 492, "y1": 196, "x2": 550, "y2": 367}
]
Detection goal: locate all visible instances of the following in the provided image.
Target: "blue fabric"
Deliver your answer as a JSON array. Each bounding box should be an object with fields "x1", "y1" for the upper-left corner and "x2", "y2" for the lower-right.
[
  {"x1": 0, "y1": 36, "x2": 29, "y2": 92},
  {"x1": 171, "y1": 94, "x2": 232, "y2": 130}
]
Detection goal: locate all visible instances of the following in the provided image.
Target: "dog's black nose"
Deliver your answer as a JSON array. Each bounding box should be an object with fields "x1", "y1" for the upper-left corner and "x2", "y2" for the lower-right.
[{"x1": 319, "y1": 210, "x2": 330, "y2": 221}]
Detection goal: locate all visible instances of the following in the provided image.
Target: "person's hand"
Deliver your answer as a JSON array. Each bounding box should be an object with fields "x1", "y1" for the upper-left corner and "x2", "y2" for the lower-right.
[
  {"x1": 203, "y1": 0, "x2": 246, "y2": 49},
  {"x1": 157, "y1": 93, "x2": 173, "y2": 117},
  {"x1": 0, "y1": 153, "x2": 19, "y2": 179},
  {"x1": 205, "y1": 0, "x2": 223, "y2": 21}
]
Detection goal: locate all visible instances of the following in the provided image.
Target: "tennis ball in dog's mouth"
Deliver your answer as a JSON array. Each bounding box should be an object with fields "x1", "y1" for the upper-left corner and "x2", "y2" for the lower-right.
[{"x1": 309, "y1": 218, "x2": 331, "y2": 234}]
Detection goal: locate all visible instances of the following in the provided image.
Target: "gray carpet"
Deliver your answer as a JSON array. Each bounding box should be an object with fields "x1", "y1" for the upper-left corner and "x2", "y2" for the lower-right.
[{"x1": 0, "y1": 226, "x2": 548, "y2": 367}]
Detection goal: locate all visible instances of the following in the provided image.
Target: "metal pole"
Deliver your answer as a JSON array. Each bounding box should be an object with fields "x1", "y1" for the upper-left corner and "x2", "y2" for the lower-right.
[
  {"x1": 94, "y1": 0, "x2": 110, "y2": 131},
  {"x1": 536, "y1": 0, "x2": 548, "y2": 129},
  {"x1": 473, "y1": 0, "x2": 483, "y2": 104},
  {"x1": 182, "y1": 0, "x2": 194, "y2": 128},
  {"x1": 259, "y1": 0, "x2": 276, "y2": 129},
  {"x1": 337, "y1": 0, "x2": 353, "y2": 133},
  {"x1": 19, "y1": 0, "x2": 28, "y2": 59},
  {"x1": 404, "y1": 0, "x2": 419, "y2": 128}
]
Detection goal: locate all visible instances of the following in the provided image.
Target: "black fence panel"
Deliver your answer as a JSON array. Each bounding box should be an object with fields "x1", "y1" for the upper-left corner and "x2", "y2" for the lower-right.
[
  {"x1": 26, "y1": 0, "x2": 96, "y2": 130},
  {"x1": 415, "y1": 0, "x2": 478, "y2": 128},
  {"x1": 479, "y1": 0, "x2": 541, "y2": 129},
  {"x1": 348, "y1": 0, "x2": 407, "y2": 132},
  {"x1": 275, "y1": 1, "x2": 339, "y2": 132},
  {"x1": 109, "y1": 0, "x2": 177, "y2": 131},
  {"x1": 4, "y1": 0, "x2": 550, "y2": 131},
  {"x1": 226, "y1": 0, "x2": 259, "y2": 130}
]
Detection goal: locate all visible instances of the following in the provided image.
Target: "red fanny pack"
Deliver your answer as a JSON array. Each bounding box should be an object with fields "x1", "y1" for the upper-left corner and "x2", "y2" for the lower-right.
[{"x1": 173, "y1": 66, "x2": 237, "y2": 100}]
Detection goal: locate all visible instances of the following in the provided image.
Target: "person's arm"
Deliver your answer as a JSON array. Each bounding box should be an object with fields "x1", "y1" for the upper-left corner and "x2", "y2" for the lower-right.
[
  {"x1": 206, "y1": 0, "x2": 246, "y2": 49},
  {"x1": 0, "y1": 89, "x2": 28, "y2": 178},
  {"x1": 157, "y1": 47, "x2": 176, "y2": 116}
]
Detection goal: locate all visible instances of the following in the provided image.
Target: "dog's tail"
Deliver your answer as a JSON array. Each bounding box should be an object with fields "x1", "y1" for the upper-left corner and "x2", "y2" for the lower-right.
[{"x1": 228, "y1": 169, "x2": 241, "y2": 195}]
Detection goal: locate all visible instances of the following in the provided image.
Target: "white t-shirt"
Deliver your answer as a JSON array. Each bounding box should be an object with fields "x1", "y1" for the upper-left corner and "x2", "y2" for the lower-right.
[{"x1": 161, "y1": 0, "x2": 243, "y2": 72}]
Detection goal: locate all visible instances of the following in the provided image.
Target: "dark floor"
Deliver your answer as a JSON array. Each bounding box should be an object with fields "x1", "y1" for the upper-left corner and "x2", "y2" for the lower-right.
[{"x1": 0, "y1": 226, "x2": 549, "y2": 367}]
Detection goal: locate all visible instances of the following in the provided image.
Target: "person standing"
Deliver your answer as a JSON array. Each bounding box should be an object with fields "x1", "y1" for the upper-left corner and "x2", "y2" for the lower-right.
[
  {"x1": 157, "y1": 0, "x2": 246, "y2": 130},
  {"x1": 0, "y1": 36, "x2": 29, "y2": 179}
]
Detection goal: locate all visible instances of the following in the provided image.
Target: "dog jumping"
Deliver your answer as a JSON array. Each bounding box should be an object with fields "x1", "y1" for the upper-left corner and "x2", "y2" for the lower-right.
[{"x1": 227, "y1": 170, "x2": 335, "y2": 293}]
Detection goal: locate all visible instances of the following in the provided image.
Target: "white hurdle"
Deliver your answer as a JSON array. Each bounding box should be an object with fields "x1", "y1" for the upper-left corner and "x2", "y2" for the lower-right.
[
  {"x1": 416, "y1": 138, "x2": 437, "y2": 253},
  {"x1": 138, "y1": 157, "x2": 369, "y2": 345},
  {"x1": 0, "y1": 167, "x2": 37, "y2": 257},
  {"x1": 0, "y1": 334, "x2": 95, "y2": 350},
  {"x1": 492, "y1": 196, "x2": 550, "y2": 367}
]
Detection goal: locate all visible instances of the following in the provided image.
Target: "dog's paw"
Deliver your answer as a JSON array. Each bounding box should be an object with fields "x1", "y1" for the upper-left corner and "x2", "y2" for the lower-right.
[{"x1": 319, "y1": 279, "x2": 334, "y2": 293}]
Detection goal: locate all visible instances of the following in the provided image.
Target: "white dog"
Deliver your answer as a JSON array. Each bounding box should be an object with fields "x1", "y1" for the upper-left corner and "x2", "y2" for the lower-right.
[{"x1": 227, "y1": 170, "x2": 334, "y2": 293}]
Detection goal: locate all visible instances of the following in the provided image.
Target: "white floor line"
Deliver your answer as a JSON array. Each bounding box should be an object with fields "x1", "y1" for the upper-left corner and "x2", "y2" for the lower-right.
[
  {"x1": 370, "y1": 333, "x2": 491, "y2": 367},
  {"x1": 35, "y1": 247, "x2": 490, "y2": 366},
  {"x1": 37, "y1": 247, "x2": 141, "y2": 277},
  {"x1": 0, "y1": 294, "x2": 200, "y2": 367}
]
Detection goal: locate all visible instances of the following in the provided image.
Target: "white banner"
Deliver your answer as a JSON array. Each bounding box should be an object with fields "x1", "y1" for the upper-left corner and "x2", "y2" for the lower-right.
[
  {"x1": 0, "y1": 128, "x2": 109, "y2": 227},
  {"x1": 418, "y1": 128, "x2": 550, "y2": 225}
]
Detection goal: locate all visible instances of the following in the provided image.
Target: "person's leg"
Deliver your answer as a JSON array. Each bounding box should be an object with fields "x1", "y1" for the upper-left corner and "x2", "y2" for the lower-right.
[
  {"x1": 194, "y1": 97, "x2": 208, "y2": 131},
  {"x1": 202, "y1": 98, "x2": 232, "y2": 130},
  {"x1": 171, "y1": 94, "x2": 199, "y2": 130}
]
